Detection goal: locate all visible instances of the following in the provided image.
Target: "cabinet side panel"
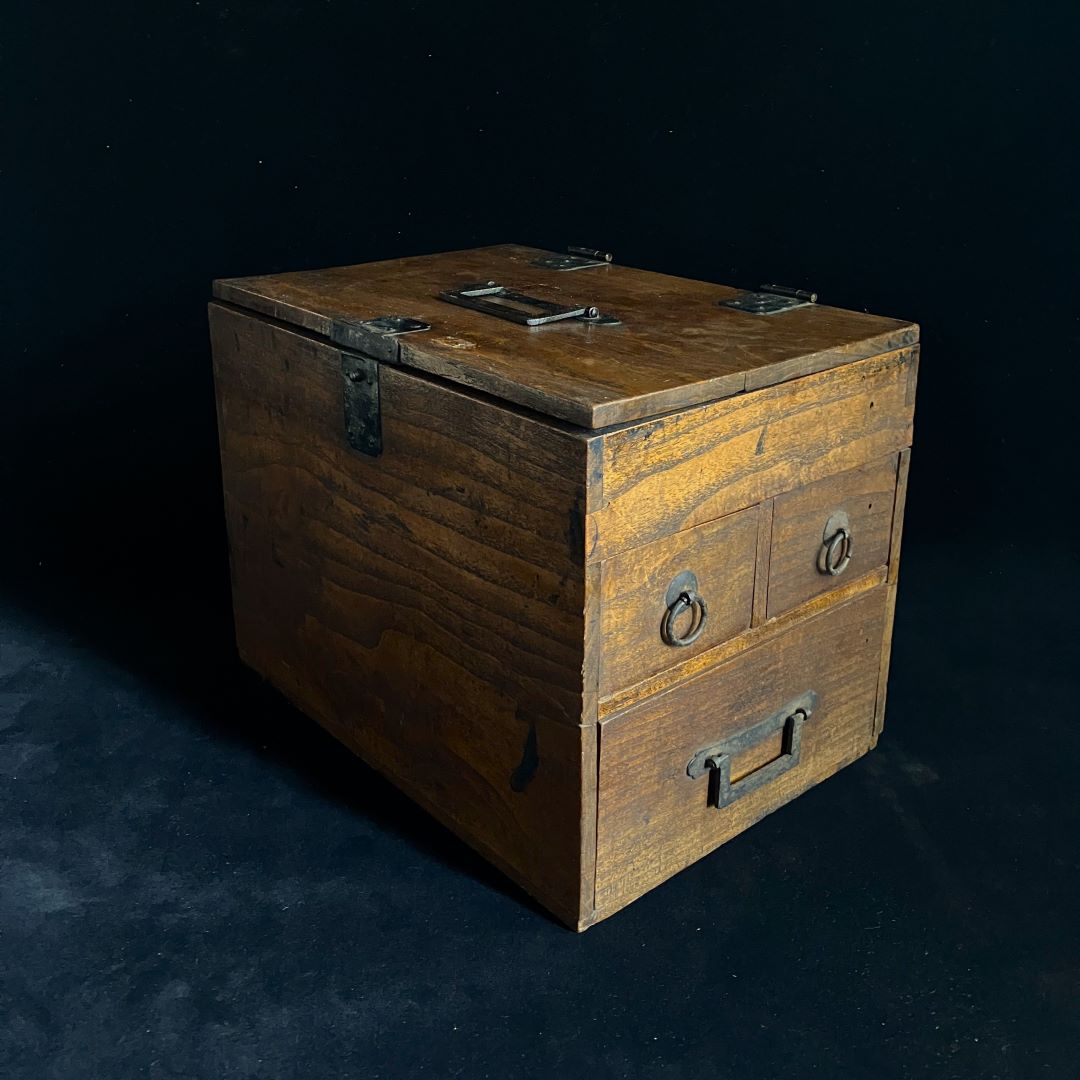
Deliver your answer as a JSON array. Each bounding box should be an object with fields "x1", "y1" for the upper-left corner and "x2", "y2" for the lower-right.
[
  {"x1": 210, "y1": 303, "x2": 593, "y2": 926},
  {"x1": 873, "y1": 447, "x2": 912, "y2": 742}
]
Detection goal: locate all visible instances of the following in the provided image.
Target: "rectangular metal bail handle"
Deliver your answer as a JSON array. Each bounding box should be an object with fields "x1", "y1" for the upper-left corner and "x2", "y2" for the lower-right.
[
  {"x1": 438, "y1": 283, "x2": 602, "y2": 326},
  {"x1": 686, "y1": 690, "x2": 819, "y2": 809}
]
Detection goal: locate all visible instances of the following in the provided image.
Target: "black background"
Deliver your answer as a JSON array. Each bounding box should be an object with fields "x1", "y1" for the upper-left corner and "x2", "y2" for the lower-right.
[{"x1": 3, "y1": 3, "x2": 1078, "y2": 1077}]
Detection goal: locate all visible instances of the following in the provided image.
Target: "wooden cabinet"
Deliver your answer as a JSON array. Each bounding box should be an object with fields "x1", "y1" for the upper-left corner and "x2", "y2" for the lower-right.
[{"x1": 210, "y1": 244, "x2": 918, "y2": 930}]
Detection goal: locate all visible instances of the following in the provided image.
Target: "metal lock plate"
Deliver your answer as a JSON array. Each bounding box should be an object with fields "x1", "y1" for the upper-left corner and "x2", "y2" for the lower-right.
[
  {"x1": 358, "y1": 315, "x2": 431, "y2": 335},
  {"x1": 330, "y1": 313, "x2": 432, "y2": 362}
]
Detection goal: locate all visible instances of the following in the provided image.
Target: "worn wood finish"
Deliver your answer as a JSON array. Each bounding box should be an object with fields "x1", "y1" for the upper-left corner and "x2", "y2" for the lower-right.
[
  {"x1": 751, "y1": 497, "x2": 775, "y2": 627},
  {"x1": 588, "y1": 347, "x2": 917, "y2": 562},
  {"x1": 597, "y1": 566, "x2": 887, "y2": 719},
  {"x1": 211, "y1": 302, "x2": 597, "y2": 926},
  {"x1": 873, "y1": 448, "x2": 912, "y2": 743},
  {"x1": 211, "y1": 245, "x2": 919, "y2": 930},
  {"x1": 215, "y1": 245, "x2": 918, "y2": 429},
  {"x1": 595, "y1": 589, "x2": 888, "y2": 916},
  {"x1": 766, "y1": 454, "x2": 900, "y2": 619},
  {"x1": 598, "y1": 507, "x2": 758, "y2": 698}
]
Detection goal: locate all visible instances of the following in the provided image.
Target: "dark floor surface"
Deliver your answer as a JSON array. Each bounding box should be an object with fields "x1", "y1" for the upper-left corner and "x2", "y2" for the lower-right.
[{"x1": 1, "y1": 538, "x2": 1077, "y2": 1080}]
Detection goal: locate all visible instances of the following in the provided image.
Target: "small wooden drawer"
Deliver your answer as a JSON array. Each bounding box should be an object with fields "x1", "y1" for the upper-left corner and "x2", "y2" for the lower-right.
[
  {"x1": 766, "y1": 454, "x2": 900, "y2": 620},
  {"x1": 598, "y1": 507, "x2": 758, "y2": 698},
  {"x1": 594, "y1": 587, "x2": 887, "y2": 916}
]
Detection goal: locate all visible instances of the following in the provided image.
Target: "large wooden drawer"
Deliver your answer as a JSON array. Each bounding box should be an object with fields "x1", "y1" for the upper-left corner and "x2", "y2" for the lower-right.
[
  {"x1": 766, "y1": 454, "x2": 900, "y2": 619},
  {"x1": 594, "y1": 587, "x2": 887, "y2": 917}
]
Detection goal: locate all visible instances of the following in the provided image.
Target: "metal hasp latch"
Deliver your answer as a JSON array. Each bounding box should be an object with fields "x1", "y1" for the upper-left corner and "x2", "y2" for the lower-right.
[
  {"x1": 530, "y1": 246, "x2": 614, "y2": 271},
  {"x1": 339, "y1": 313, "x2": 431, "y2": 457},
  {"x1": 341, "y1": 353, "x2": 381, "y2": 457},
  {"x1": 686, "y1": 690, "x2": 818, "y2": 809},
  {"x1": 721, "y1": 283, "x2": 819, "y2": 315},
  {"x1": 438, "y1": 282, "x2": 621, "y2": 326}
]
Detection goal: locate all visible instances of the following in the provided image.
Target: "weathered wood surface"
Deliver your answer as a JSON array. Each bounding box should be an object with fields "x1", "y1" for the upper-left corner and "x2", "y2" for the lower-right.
[
  {"x1": 598, "y1": 506, "x2": 758, "y2": 698},
  {"x1": 597, "y1": 567, "x2": 887, "y2": 719},
  {"x1": 214, "y1": 245, "x2": 918, "y2": 429},
  {"x1": 873, "y1": 448, "x2": 912, "y2": 743},
  {"x1": 594, "y1": 588, "x2": 887, "y2": 917},
  {"x1": 588, "y1": 346, "x2": 917, "y2": 562},
  {"x1": 210, "y1": 302, "x2": 597, "y2": 927},
  {"x1": 209, "y1": 244, "x2": 920, "y2": 929},
  {"x1": 766, "y1": 453, "x2": 900, "y2": 619},
  {"x1": 751, "y1": 497, "x2": 775, "y2": 628}
]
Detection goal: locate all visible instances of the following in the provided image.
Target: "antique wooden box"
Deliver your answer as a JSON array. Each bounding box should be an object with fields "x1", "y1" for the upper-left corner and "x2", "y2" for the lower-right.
[{"x1": 209, "y1": 244, "x2": 918, "y2": 929}]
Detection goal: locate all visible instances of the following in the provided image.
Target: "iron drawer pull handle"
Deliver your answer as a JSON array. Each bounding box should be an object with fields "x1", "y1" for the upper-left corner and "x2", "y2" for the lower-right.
[
  {"x1": 686, "y1": 691, "x2": 818, "y2": 810},
  {"x1": 661, "y1": 589, "x2": 708, "y2": 647},
  {"x1": 819, "y1": 525, "x2": 853, "y2": 576}
]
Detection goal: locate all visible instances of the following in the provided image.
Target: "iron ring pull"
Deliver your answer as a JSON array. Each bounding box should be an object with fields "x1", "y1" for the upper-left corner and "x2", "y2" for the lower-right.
[
  {"x1": 661, "y1": 588, "x2": 708, "y2": 647},
  {"x1": 818, "y1": 522, "x2": 853, "y2": 576}
]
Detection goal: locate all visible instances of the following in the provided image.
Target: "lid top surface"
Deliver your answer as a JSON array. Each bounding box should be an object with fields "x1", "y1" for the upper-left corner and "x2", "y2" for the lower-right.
[{"x1": 213, "y1": 244, "x2": 918, "y2": 429}]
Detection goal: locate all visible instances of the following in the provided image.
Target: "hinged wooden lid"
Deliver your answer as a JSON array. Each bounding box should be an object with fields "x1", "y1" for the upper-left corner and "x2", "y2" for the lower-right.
[{"x1": 213, "y1": 244, "x2": 918, "y2": 430}]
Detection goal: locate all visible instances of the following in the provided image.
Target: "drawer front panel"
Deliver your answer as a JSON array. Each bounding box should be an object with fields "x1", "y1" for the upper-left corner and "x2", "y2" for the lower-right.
[
  {"x1": 595, "y1": 588, "x2": 886, "y2": 916},
  {"x1": 599, "y1": 507, "x2": 759, "y2": 698},
  {"x1": 589, "y1": 347, "x2": 917, "y2": 563},
  {"x1": 767, "y1": 454, "x2": 899, "y2": 619}
]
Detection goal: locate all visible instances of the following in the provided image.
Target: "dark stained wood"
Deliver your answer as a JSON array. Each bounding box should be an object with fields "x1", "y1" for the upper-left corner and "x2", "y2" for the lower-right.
[
  {"x1": 214, "y1": 244, "x2": 918, "y2": 429},
  {"x1": 766, "y1": 454, "x2": 900, "y2": 619},
  {"x1": 210, "y1": 302, "x2": 597, "y2": 927},
  {"x1": 598, "y1": 507, "x2": 758, "y2": 698},
  {"x1": 588, "y1": 346, "x2": 917, "y2": 562},
  {"x1": 594, "y1": 588, "x2": 888, "y2": 917}
]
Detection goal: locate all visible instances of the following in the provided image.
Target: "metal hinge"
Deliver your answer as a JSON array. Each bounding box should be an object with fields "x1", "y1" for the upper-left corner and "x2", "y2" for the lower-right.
[
  {"x1": 721, "y1": 284, "x2": 819, "y2": 315},
  {"x1": 530, "y1": 246, "x2": 614, "y2": 271}
]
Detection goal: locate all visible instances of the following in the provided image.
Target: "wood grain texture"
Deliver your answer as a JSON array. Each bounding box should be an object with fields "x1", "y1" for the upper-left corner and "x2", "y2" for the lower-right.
[
  {"x1": 751, "y1": 497, "x2": 774, "y2": 628},
  {"x1": 210, "y1": 302, "x2": 597, "y2": 926},
  {"x1": 209, "y1": 249, "x2": 920, "y2": 929},
  {"x1": 214, "y1": 245, "x2": 918, "y2": 429},
  {"x1": 589, "y1": 346, "x2": 917, "y2": 562},
  {"x1": 873, "y1": 448, "x2": 912, "y2": 743},
  {"x1": 597, "y1": 566, "x2": 887, "y2": 719},
  {"x1": 767, "y1": 454, "x2": 900, "y2": 619},
  {"x1": 598, "y1": 507, "x2": 758, "y2": 698},
  {"x1": 594, "y1": 588, "x2": 888, "y2": 917}
]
